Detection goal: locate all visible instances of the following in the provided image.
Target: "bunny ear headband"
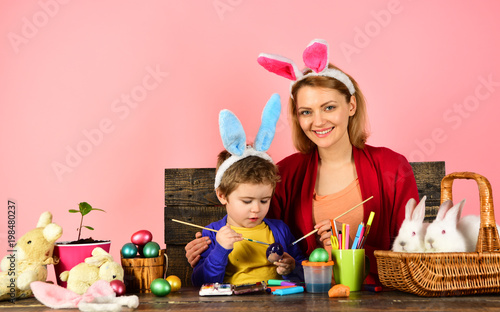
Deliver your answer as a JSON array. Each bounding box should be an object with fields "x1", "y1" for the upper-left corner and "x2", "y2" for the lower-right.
[
  {"x1": 214, "y1": 93, "x2": 281, "y2": 189},
  {"x1": 257, "y1": 39, "x2": 356, "y2": 96}
]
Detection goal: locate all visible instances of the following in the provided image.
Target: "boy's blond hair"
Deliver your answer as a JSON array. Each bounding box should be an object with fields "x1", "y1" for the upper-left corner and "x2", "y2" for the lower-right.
[{"x1": 215, "y1": 150, "x2": 280, "y2": 198}]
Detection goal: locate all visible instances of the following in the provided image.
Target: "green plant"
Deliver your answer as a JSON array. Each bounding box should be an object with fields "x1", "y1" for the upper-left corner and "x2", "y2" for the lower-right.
[{"x1": 69, "y1": 202, "x2": 105, "y2": 241}]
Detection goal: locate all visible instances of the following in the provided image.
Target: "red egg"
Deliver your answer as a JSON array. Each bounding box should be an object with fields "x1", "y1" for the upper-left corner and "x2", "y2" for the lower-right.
[
  {"x1": 131, "y1": 230, "x2": 153, "y2": 246},
  {"x1": 110, "y1": 280, "x2": 126, "y2": 296}
]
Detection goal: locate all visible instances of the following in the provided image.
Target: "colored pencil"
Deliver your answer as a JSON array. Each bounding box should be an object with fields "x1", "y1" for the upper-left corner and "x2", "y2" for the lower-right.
[
  {"x1": 351, "y1": 222, "x2": 364, "y2": 250},
  {"x1": 345, "y1": 224, "x2": 350, "y2": 249},
  {"x1": 359, "y1": 211, "x2": 375, "y2": 248}
]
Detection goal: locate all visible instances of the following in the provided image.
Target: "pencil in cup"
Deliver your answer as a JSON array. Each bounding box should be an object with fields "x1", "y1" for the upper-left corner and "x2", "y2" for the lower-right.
[{"x1": 358, "y1": 211, "x2": 375, "y2": 248}]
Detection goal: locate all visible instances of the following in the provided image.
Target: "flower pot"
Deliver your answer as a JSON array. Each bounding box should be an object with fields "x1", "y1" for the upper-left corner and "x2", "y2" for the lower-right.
[{"x1": 53, "y1": 240, "x2": 111, "y2": 287}]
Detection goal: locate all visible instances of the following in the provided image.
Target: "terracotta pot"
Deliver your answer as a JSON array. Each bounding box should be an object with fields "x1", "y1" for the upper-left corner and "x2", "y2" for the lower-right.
[{"x1": 53, "y1": 241, "x2": 111, "y2": 287}]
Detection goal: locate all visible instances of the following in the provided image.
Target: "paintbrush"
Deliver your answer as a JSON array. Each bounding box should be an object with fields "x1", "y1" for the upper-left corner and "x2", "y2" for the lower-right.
[
  {"x1": 290, "y1": 196, "x2": 374, "y2": 246},
  {"x1": 171, "y1": 218, "x2": 270, "y2": 246}
]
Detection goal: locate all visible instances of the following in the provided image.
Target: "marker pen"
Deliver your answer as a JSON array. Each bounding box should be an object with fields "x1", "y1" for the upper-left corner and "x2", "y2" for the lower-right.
[{"x1": 272, "y1": 286, "x2": 304, "y2": 296}]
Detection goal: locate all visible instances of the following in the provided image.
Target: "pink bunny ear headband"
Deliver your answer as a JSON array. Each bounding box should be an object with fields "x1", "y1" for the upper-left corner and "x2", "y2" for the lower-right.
[{"x1": 257, "y1": 39, "x2": 356, "y2": 96}]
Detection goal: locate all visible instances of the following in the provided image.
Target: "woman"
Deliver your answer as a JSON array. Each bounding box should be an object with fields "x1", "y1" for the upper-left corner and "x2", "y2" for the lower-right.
[{"x1": 185, "y1": 39, "x2": 419, "y2": 278}]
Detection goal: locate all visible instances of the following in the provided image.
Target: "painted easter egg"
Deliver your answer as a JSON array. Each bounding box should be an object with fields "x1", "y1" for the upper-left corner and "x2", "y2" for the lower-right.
[
  {"x1": 110, "y1": 280, "x2": 126, "y2": 296},
  {"x1": 151, "y1": 278, "x2": 171, "y2": 297},
  {"x1": 131, "y1": 230, "x2": 153, "y2": 246},
  {"x1": 166, "y1": 275, "x2": 182, "y2": 292},
  {"x1": 309, "y1": 248, "x2": 329, "y2": 262},
  {"x1": 266, "y1": 242, "x2": 284, "y2": 263},
  {"x1": 121, "y1": 243, "x2": 138, "y2": 258},
  {"x1": 142, "y1": 241, "x2": 161, "y2": 258}
]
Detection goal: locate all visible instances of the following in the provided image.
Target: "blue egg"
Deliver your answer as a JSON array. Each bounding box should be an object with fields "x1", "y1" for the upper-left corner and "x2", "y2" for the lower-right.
[{"x1": 121, "y1": 243, "x2": 138, "y2": 258}]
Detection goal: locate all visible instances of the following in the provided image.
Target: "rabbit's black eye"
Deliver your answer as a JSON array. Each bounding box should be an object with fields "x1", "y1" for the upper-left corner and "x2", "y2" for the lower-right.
[
  {"x1": 27, "y1": 241, "x2": 32, "y2": 244},
  {"x1": 442, "y1": 230, "x2": 446, "y2": 235},
  {"x1": 112, "y1": 275, "x2": 117, "y2": 279}
]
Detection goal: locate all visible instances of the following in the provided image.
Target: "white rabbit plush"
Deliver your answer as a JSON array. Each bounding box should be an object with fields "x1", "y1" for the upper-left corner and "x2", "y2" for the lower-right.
[
  {"x1": 392, "y1": 196, "x2": 428, "y2": 252},
  {"x1": 424, "y1": 199, "x2": 500, "y2": 252}
]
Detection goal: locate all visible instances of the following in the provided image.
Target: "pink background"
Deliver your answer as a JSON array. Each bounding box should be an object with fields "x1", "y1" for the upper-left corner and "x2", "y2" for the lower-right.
[{"x1": 1, "y1": 0, "x2": 500, "y2": 283}]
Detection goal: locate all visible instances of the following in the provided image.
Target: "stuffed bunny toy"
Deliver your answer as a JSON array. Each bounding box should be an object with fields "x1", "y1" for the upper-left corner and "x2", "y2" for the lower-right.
[
  {"x1": 424, "y1": 199, "x2": 500, "y2": 252},
  {"x1": 0, "y1": 211, "x2": 62, "y2": 301},
  {"x1": 392, "y1": 196, "x2": 428, "y2": 252},
  {"x1": 59, "y1": 247, "x2": 124, "y2": 295}
]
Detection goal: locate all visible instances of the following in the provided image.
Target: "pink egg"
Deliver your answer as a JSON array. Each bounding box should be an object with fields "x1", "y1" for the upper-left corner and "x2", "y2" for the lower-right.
[
  {"x1": 131, "y1": 230, "x2": 153, "y2": 246},
  {"x1": 110, "y1": 280, "x2": 126, "y2": 296}
]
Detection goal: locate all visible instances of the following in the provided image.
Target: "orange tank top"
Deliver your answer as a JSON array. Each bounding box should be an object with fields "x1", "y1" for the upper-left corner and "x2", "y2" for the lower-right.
[{"x1": 313, "y1": 178, "x2": 364, "y2": 257}]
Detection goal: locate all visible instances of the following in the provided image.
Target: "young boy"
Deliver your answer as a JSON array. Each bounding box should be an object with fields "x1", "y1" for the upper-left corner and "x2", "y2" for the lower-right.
[{"x1": 191, "y1": 150, "x2": 306, "y2": 287}]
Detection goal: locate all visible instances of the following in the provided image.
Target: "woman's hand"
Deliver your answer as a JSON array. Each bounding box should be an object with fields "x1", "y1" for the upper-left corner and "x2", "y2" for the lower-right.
[
  {"x1": 314, "y1": 219, "x2": 333, "y2": 248},
  {"x1": 216, "y1": 225, "x2": 243, "y2": 250},
  {"x1": 274, "y1": 252, "x2": 295, "y2": 276},
  {"x1": 185, "y1": 232, "x2": 211, "y2": 268}
]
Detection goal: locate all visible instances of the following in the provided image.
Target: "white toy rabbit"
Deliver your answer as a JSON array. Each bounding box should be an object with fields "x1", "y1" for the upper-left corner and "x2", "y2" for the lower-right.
[
  {"x1": 424, "y1": 199, "x2": 500, "y2": 252},
  {"x1": 392, "y1": 196, "x2": 428, "y2": 252}
]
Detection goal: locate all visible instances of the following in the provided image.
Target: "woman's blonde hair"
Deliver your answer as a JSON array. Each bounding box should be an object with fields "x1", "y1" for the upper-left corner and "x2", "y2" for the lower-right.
[
  {"x1": 289, "y1": 63, "x2": 369, "y2": 154},
  {"x1": 215, "y1": 150, "x2": 280, "y2": 197}
]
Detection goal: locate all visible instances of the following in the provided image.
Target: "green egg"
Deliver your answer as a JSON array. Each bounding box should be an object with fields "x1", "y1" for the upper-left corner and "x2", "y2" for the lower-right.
[
  {"x1": 309, "y1": 248, "x2": 329, "y2": 262},
  {"x1": 142, "y1": 241, "x2": 161, "y2": 258},
  {"x1": 150, "y1": 278, "x2": 171, "y2": 297}
]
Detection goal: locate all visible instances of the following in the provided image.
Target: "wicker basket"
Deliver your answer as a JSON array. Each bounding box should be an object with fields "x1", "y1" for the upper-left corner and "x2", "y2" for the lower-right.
[{"x1": 375, "y1": 172, "x2": 500, "y2": 296}]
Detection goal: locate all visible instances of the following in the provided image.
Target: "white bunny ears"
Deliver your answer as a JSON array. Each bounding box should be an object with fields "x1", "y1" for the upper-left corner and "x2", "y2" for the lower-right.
[
  {"x1": 257, "y1": 39, "x2": 356, "y2": 95},
  {"x1": 214, "y1": 93, "x2": 281, "y2": 189}
]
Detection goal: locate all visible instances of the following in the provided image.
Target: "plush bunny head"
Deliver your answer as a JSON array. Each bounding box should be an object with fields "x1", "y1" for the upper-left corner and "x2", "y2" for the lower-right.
[
  {"x1": 392, "y1": 196, "x2": 428, "y2": 252},
  {"x1": 257, "y1": 39, "x2": 356, "y2": 96},
  {"x1": 214, "y1": 93, "x2": 281, "y2": 189}
]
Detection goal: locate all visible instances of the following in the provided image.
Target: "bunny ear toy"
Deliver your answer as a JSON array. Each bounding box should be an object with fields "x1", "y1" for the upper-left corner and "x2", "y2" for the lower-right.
[
  {"x1": 257, "y1": 39, "x2": 356, "y2": 96},
  {"x1": 214, "y1": 93, "x2": 281, "y2": 189}
]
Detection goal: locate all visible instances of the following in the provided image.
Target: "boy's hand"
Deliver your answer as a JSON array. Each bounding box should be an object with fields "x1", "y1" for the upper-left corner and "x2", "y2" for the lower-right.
[
  {"x1": 216, "y1": 225, "x2": 243, "y2": 250},
  {"x1": 274, "y1": 252, "x2": 295, "y2": 276},
  {"x1": 185, "y1": 232, "x2": 211, "y2": 268}
]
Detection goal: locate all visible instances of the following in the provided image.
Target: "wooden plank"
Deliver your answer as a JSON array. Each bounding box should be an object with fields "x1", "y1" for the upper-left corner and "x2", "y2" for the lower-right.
[
  {"x1": 410, "y1": 161, "x2": 445, "y2": 201},
  {"x1": 410, "y1": 161, "x2": 445, "y2": 221},
  {"x1": 165, "y1": 244, "x2": 193, "y2": 287},
  {"x1": 165, "y1": 168, "x2": 220, "y2": 206},
  {"x1": 164, "y1": 205, "x2": 226, "y2": 244}
]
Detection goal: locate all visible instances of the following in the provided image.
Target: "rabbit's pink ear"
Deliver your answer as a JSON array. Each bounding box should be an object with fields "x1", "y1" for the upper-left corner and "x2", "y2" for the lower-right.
[
  {"x1": 303, "y1": 39, "x2": 329, "y2": 73},
  {"x1": 435, "y1": 200, "x2": 453, "y2": 221},
  {"x1": 413, "y1": 196, "x2": 427, "y2": 221},
  {"x1": 258, "y1": 53, "x2": 301, "y2": 81}
]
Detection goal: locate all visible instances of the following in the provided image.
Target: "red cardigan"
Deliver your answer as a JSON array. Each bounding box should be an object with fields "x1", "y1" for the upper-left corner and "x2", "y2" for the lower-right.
[{"x1": 268, "y1": 145, "x2": 419, "y2": 275}]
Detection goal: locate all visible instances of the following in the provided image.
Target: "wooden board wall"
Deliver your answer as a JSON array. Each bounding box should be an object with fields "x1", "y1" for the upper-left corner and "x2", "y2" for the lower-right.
[{"x1": 164, "y1": 161, "x2": 445, "y2": 286}]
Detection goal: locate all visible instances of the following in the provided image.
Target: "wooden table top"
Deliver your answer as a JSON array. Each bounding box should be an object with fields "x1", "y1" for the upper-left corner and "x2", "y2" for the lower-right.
[{"x1": 2, "y1": 286, "x2": 500, "y2": 311}]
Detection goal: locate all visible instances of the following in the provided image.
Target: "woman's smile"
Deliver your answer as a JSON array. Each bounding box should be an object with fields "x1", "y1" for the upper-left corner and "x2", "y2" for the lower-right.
[{"x1": 313, "y1": 127, "x2": 334, "y2": 136}]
